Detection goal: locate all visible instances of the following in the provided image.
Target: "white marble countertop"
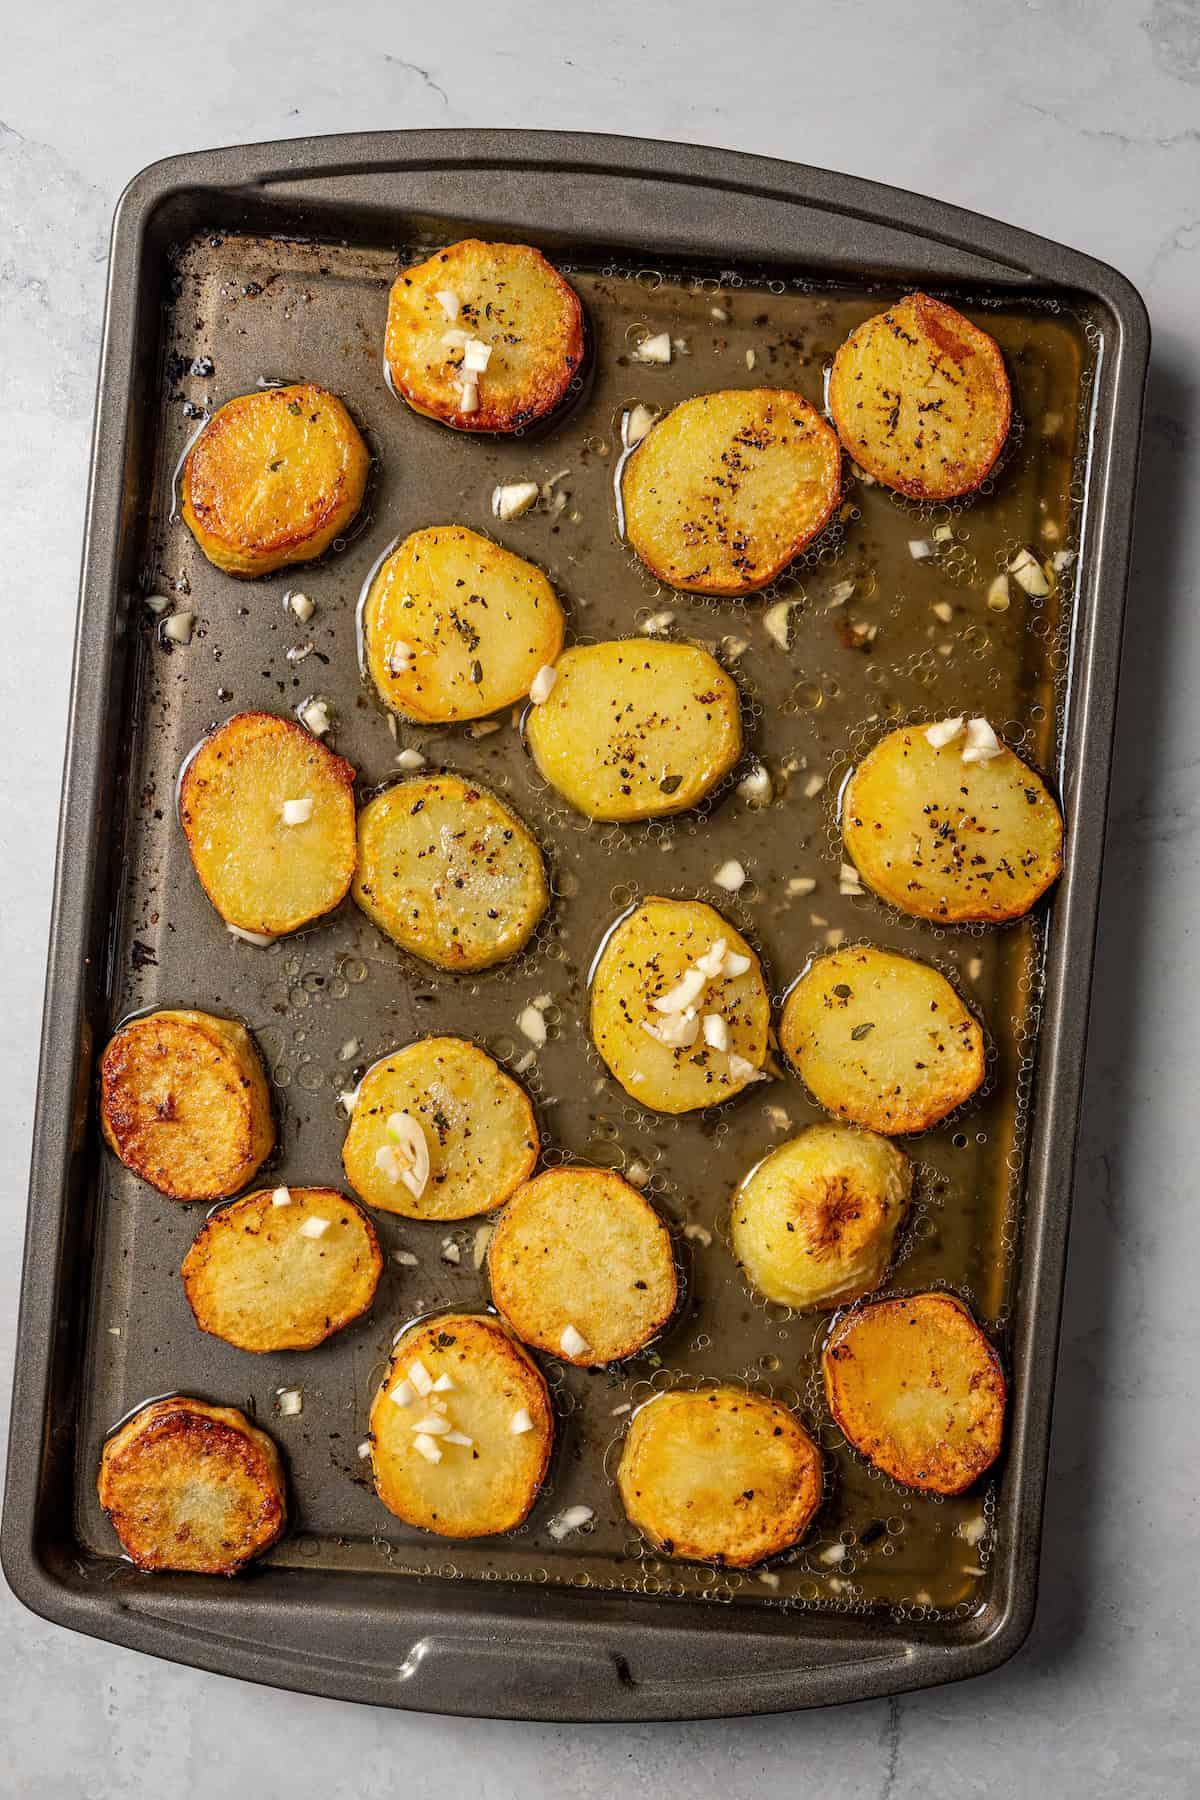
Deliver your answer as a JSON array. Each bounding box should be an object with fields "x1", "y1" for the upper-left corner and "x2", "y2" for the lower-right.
[{"x1": 2, "y1": 2, "x2": 1197, "y2": 1793}]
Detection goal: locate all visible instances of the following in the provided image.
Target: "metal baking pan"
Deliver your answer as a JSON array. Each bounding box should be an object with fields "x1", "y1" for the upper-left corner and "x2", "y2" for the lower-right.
[{"x1": 2, "y1": 130, "x2": 1147, "y2": 1720}]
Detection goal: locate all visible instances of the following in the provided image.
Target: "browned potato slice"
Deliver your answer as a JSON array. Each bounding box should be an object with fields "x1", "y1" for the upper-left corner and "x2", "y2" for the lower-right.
[
  {"x1": 616, "y1": 1386, "x2": 822, "y2": 1566},
  {"x1": 487, "y1": 1166, "x2": 677, "y2": 1363},
  {"x1": 362, "y1": 526, "x2": 564, "y2": 724},
  {"x1": 97, "y1": 1397, "x2": 287, "y2": 1573},
  {"x1": 353, "y1": 774, "x2": 548, "y2": 971},
  {"x1": 370, "y1": 1313, "x2": 553, "y2": 1537},
  {"x1": 621, "y1": 389, "x2": 841, "y2": 595},
  {"x1": 343, "y1": 1037, "x2": 537, "y2": 1221},
  {"x1": 181, "y1": 383, "x2": 369, "y2": 577},
  {"x1": 384, "y1": 239, "x2": 584, "y2": 433},
  {"x1": 842, "y1": 721, "x2": 1063, "y2": 923},
  {"x1": 180, "y1": 712, "x2": 356, "y2": 937},
  {"x1": 525, "y1": 640, "x2": 742, "y2": 821},
  {"x1": 590, "y1": 896, "x2": 770, "y2": 1114},
  {"x1": 780, "y1": 945, "x2": 984, "y2": 1135},
  {"x1": 829, "y1": 294, "x2": 1011, "y2": 500},
  {"x1": 823, "y1": 1292, "x2": 1006, "y2": 1494},
  {"x1": 731, "y1": 1123, "x2": 913, "y2": 1311},
  {"x1": 99, "y1": 1008, "x2": 274, "y2": 1201},
  {"x1": 181, "y1": 1186, "x2": 381, "y2": 1352}
]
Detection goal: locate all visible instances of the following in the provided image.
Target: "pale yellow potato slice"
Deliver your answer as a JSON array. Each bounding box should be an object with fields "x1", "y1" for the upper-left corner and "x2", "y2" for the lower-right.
[
  {"x1": 180, "y1": 711, "x2": 356, "y2": 937},
  {"x1": 842, "y1": 722, "x2": 1063, "y2": 923},
  {"x1": 525, "y1": 640, "x2": 742, "y2": 821},
  {"x1": 616, "y1": 1386, "x2": 823, "y2": 1566},
  {"x1": 823, "y1": 1292, "x2": 1006, "y2": 1494},
  {"x1": 487, "y1": 1166, "x2": 677, "y2": 1363},
  {"x1": 731, "y1": 1123, "x2": 913, "y2": 1311},
  {"x1": 342, "y1": 1037, "x2": 537, "y2": 1221},
  {"x1": 780, "y1": 944, "x2": 984, "y2": 1135},
  {"x1": 590, "y1": 896, "x2": 770, "y2": 1115},
  {"x1": 362, "y1": 526, "x2": 564, "y2": 724},
  {"x1": 353, "y1": 774, "x2": 548, "y2": 971},
  {"x1": 370, "y1": 1313, "x2": 553, "y2": 1537},
  {"x1": 622, "y1": 388, "x2": 841, "y2": 595}
]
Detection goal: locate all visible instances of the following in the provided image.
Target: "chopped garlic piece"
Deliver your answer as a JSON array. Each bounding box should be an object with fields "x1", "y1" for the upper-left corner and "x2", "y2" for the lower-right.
[
  {"x1": 828, "y1": 579, "x2": 855, "y2": 607},
  {"x1": 492, "y1": 480, "x2": 540, "y2": 521},
  {"x1": 162, "y1": 611, "x2": 195, "y2": 644},
  {"x1": 653, "y1": 967, "x2": 708, "y2": 1014},
  {"x1": 435, "y1": 288, "x2": 460, "y2": 321},
  {"x1": 357, "y1": 1440, "x2": 372, "y2": 1459},
  {"x1": 640, "y1": 609, "x2": 674, "y2": 635},
  {"x1": 529, "y1": 664, "x2": 557, "y2": 704},
  {"x1": 839, "y1": 862, "x2": 864, "y2": 895},
  {"x1": 548, "y1": 1504, "x2": 595, "y2": 1540},
  {"x1": 759, "y1": 1570, "x2": 781, "y2": 1590},
  {"x1": 271, "y1": 1186, "x2": 292, "y2": 1208},
  {"x1": 299, "y1": 698, "x2": 331, "y2": 737},
  {"x1": 411, "y1": 1415, "x2": 451, "y2": 1436},
  {"x1": 560, "y1": 1323, "x2": 591, "y2": 1358},
  {"x1": 624, "y1": 402, "x2": 658, "y2": 446},
  {"x1": 714, "y1": 859, "x2": 747, "y2": 892},
  {"x1": 412, "y1": 1433, "x2": 443, "y2": 1464},
  {"x1": 392, "y1": 1249, "x2": 419, "y2": 1267},
  {"x1": 509, "y1": 1407, "x2": 534, "y2": 1435},
  {"x1": 1008, "y1": 547, "x2": 1052, "y2": 596},
  {"x1": 962, "y1": 717, "x2": 1004, "y2": 765},
  {"x1": 1052, "y1": 549, "x2": 1076, "y2": 573},
  {"x1": 763, "y1": 599, "x2": 797, "y2": 650},
  {"x1": 787, "y1": 875, "x2": 817, "y2": 897},
  {"x1": 642, "y1": 1008, "x2": 700, "y2": 1049},
  {"x1": 820, "y1": 1542, "x2": 847, "y2": 1565},
  {"x1": 625, "y1": 1160, "x2": 650, "y2": 1188},
  {"x1": 444, "y1": 1430, "x2": 473, "y2": 1448},
  {"x1": 908, "y1": 539, "x2": 935, "y2": 561},
  {"x1": 408, "y1": 1359, "x2": 433, "y2": 1397},
  {"x1": 281, "y1": 796, "x2": 314, "y2": 826},
  {"x1": 803, "y1": 773, "x2": 824, "y2": 798},
  {"x1": 987, "y1": 574, "x2": 1012, "y2": 613},
  {"x1": 286, "y1": 590, "x2": 315, "y2": 623},
  {"x1": 461, "y1": 337, "x2": 492, "y2": 374},
  {"x1": 298, "y1": 1215, "x2": 330, "y2": 1239},
  {"x1": 377, "y1": 1112, "x2": 431, "y2": 1200},
  {"x1": 518, "y1": 1004, "x2": 548, "y2": 1046},
  {"x1": 694, "y1": 939, "x2": 728, "y2": 979},
  {"x1": 395, "y1": 747, "x2": 426, "y2": 771},
  {"x1": 472, "y1": 1223, "x2": 494, "y2": 1269},
  {"x1": 737, "y1": 764, "x2": 773, "y2": 806},
  {"x1": 633, "y1": 331, "x2": 672, "y2": 364},
  {"x1": 441, "y1": 1240, "x2": 461, "y2": 1265},
  {"x1": 458, "y1": 380, "x2": 479, "y2": 414},
  {"x1": 727, "y1": 1052, "x2": 766, "y2": 1085},
  {"x1": 722, "y1": 949, "x2": 752, "y2": 978},
  {"x1": 683, "y1": 1222, "x2": 712, "y2": 1246},
  {"x1": 764, "y1": 1104, "x2": 791, "y2": 1133},
  {"x1": 387, "y1": 641, "x2": 414, "y2": 675},
  {"x1": 925, "y1": 716, "x2": 965, "y2": 750},
  {"x1": 227, "y1": 923, "x2": 275, "y2": 946},
  {"x1": 745, "y1": 348, "x2": 756, "y2": 371},
  {"x1": 703, "y1": 1013, "x2": 729, "y2": 1052},
  {"x1": 932, "y1": 523, "x2": 954, "y2": 544},
  {"x1": 389, "y1": 1379, "x2": 416, "y2": 1409},
  {"x1": 932, "y1": 600, "x2": 953, "y2": 624},
  {"x1": 338, "y1": 1085, "x2": 361, "y2": 1115},
  {"x1": 277, "y1": 1388, "x2": 303, "y2": 1417},
  {"x1": 959, "y1": 1513, "x2": 987, "y2": 1547}
]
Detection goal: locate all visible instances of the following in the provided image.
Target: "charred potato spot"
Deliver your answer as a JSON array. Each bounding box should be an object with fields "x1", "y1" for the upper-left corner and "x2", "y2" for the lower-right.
[
  {"x1": 96, "y1": 1397, "x2": 286, "y2": 1574},
  {"x1": 99, "y1": 1008, "x2": 274, "y2": 1201},
  {"x1": 829, "y1": 293, "x2": 1011, "y2": 500},
  {"x1": 385, "y1": 239, "x2": 584, "y2": 434},
  {"x1": 369, "y1": 1313, "x2": 553, "y2": 1537},
  {"x1": 589, "y1": 896, "x2": 770, "y2": 1115},
  {"x1": 487, "y1": 1166, "x2": 677, "y2": 1363},
  {"x1": 181, "y1": 1187, "x2": 382, "y2": 1352},
  {"x1": 780, "y1": 945, "x2": 984, "y2": 1136},
  {"x1": 843, "y1": 724, "x2": 1063, "y2": 923},
  {"x1": 363, "y1": 525, "x2": 564, "y2": 724},
  {"x1": 353, "y1": 774, "x2": 548, "y2": 972},
  {"x1": 181, "y1": 383, "x2": 369, "y2": 577},
  {"x1": 180, "y1": 711, "x2": 357, "y2": 937},
  {"x1": 343, "y1": 1036, "x2": 537, "y2": 1221},
  {"x1": 731, "y1": 1123, "x2": 913, "y2": 1311},
  {"x1": 621, "y1": 388, "x2": 841, "y2": 595},
  {"x1": 822, "y1": 1293, "x2": 1006, "y2": 1494},
  {"x1": 525, "y1": 640, "x2": 742, "y2": 821},
  {"x1": 616, "y1": 1386, "x2": 822, "y2": 1567}
]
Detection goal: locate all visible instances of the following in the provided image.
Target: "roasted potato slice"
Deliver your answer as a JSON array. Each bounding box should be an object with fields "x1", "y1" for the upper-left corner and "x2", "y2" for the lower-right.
[
  {"x1": 362, "y1": 525, "x2": 564, "y2": 724},
  {"x1": 97, "y1": 1397, "x2": 287, "y2": 1574},
  {"x1": 181, "y1": 383, "x2": 369, "y2": 577},
  {"x1": 384, "y1": 239, "x2": 584, "y2": 433},
  {"x1": 525, "y1": 640, "x2": 742, "y2": 821},
  {"x1": 616, "y1": 1386, "x2": 822, "y2": 1567},
  {"x1": 780, "y1": 945, "x2": 984, "y2": 1135},
  {"x1": 370, "y1": 1312, "x2": 553, "y2": 1537},
  {"x1": 731, "y1": 1123, "x2": 913, "y2": 1311},
  {"x1": 487, "y1": 1166, "x2": 677, "y2": 1363},
  {"x1": 353, "y1": 774, "x2": 548, "y2": 971},
  {"x1": 99, "y1": 1008, "x2": 274, "y2": 1201},
  {"x1": 180, "y1": 711, "x2": 356, "y2": 938},
  {"x1": 343, "y1": 1037, "x2": 537, "y2": 1221},
  {"x1": 590, "y1": 896, "x2": 770, "y2": 1114},
  {"x1": 621, "y1": 389, "x2": 841, "y2": 595},
  {"x1": 829, "y1": 293, "x2": 1011, "y2": 500},
  {"x1": 823, "y1": 1292, "x2": 1006, "y2": 1494},
  {"x1": 181, "y1": 1186, "x2": 382, "y2": 1352},
  {"x1": 842, "y1": 720, "x2": 1063, "y2": 923}
]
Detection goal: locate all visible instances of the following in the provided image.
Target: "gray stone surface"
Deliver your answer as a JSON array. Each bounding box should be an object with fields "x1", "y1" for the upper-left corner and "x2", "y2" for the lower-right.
[{"x1": 1, "y1": 2, "x2": 1197, "y2": 1793}]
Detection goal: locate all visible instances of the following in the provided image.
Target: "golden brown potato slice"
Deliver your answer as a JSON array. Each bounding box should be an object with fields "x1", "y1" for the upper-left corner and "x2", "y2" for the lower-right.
[
  {"x1": 780, "y1": 945, "x2": 984, "y2": 1135},
  {"x1": 828, "y1": 294, "x2": 1011, "y2": 500},
  {"x1": 353, "y1": 774, "x2": 548, "y2": 971},
  {"x1": 97, "y1": 1397, "x2": 287, "y2": 1573},
  {"x1": 362, "y1": 526, "x2": 564, "y2": 724},
  {"x1": 180, "y1": 712, "x2": 356, "y2": 937},
  {"x1": 384, "y1": 239, "x2": 584, "y2": 433},
  {"x1": 343, "y1": 1037, "x2": 537, "y2": 1221},
  {"x1": 99, "y1": 1008, "x2": 274, "y2": 1201},
  {"x1": 181, "y1": 1186, "x2": 382, "y2": 1352},
  {"x1": 621, "y1": 389, "x2": 841, "y2": 595},
  {"x1": 842, "y1": 721, "x2": 1063, "y2": 923},
  {"x1": 590, "y1": 896, "x2": 770, "y2": 1115},
  {"x1": 370, "y1": 1313, "x2": 553, "y2": 1537},
  {"x1": 181, "y1": 383, "x2": 369, "y2": 577},
  {"x1": 616, "y1": 1386, "x2": 822, "y2": 1566},
  {"x1": 731, "y1": 1123, "x2": 913, "y2": 1311},
  {"x1": 823, "y1": 1292, "x2": 1006, "y2": 1494},
  {"x1": 487, "y1": 1166, "x2": 677, "y2": 1363},
  {"x1": 525, "y1": 640, "x2": 742, "y2": 821}
]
